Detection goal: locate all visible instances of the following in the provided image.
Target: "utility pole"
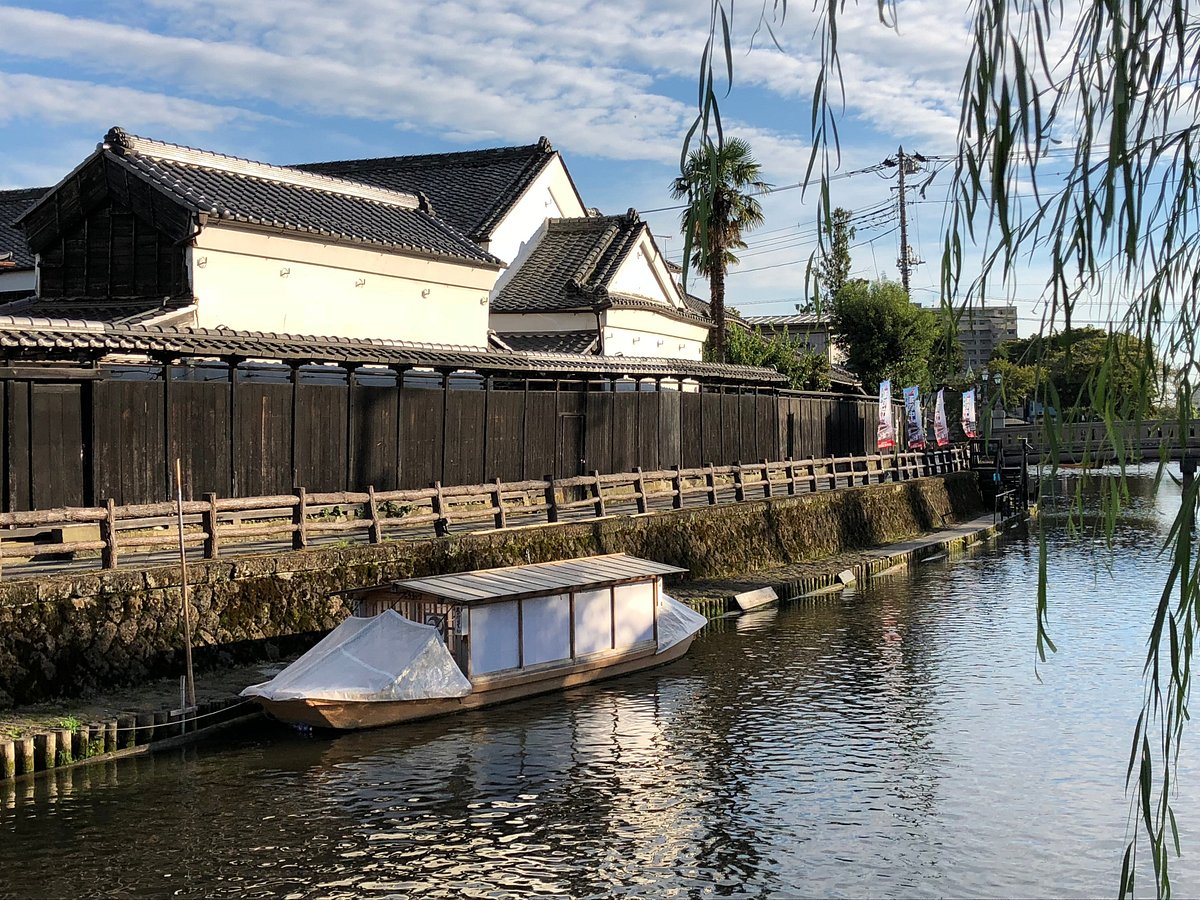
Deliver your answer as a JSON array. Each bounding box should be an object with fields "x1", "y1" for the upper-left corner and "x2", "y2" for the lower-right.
[{"x1": 883, "y1": 146, "x2": 925, "y2": 294}]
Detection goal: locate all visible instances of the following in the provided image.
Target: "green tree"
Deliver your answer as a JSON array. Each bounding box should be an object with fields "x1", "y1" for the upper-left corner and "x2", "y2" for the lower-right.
[
  {"x1": 828, "y1": 279, "x2": 938, "y2": 393},
  {"x1": 816, "y1": 207, "x2": 855, "y2": 309},
  {"x1": 685, "y1": 4, "x2": 1194, "y2": 894},
  {"x1": 671, "y1": 137, "x2": 769, "y2": 362},
  {"x1": 718, "y1": 323, "x2": 831, "y2": 391}
]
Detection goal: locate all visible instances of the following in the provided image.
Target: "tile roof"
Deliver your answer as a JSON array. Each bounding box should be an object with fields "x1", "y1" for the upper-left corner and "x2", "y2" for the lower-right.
[
  {"x1": 23, "y1": 128, "x2": 501, "y2": 267},
  {"x1": 0, "y1": 187, "x2": 49, "y2": 268},
  {"x1": 493, "y1": 330, "x2": 599, "y2": 354},
  {"x1": 0, "y1": 295, "x2": 194, "y2": 326},
  {"x1": 492, "y1": 211, "x2": 707, "y2": 328},
  {"x1": 0, "y1": 317, "x2": 786, "y2": 384},
  {"x1": 294, "y1": 138, "x2": 562, "y2": 244},
  {"x1": 743, "y1": 313, "x2": 828, "y2": 327}
]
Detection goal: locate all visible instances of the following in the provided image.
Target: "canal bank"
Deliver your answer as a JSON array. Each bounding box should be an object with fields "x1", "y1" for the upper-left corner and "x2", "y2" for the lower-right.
[{"x1": 0, "y1": 477, "x2": 1012, "y2": 787}]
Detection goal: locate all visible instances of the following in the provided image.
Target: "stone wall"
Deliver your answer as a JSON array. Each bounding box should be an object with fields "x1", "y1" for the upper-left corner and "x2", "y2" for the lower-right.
[{"x1": 0, "y1": 472, "x2": 983, "y2": 707}]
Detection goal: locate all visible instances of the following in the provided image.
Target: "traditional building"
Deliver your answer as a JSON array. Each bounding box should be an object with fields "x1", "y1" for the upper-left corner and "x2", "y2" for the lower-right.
[
  {"x1": 489, "y1": 211, "x2": 711, "y2": 360},
  {"x1": 13, "y1": 128, "x2": 712, "y2": 358},
  {"x1": 0, "y1": 188, "x2": 47, "y2": 302},
  {"x1": 15, "y1": 128, "x2": 503, "y2": 342}
]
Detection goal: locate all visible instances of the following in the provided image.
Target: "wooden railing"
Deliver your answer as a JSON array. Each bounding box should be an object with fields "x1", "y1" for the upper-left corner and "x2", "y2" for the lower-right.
[{"x1": 0, "y1": 447, "x2": 969, "y2": 574}]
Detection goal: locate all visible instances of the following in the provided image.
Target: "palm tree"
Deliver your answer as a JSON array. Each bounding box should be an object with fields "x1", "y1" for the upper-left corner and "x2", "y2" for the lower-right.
[{"x1": 671, "y1": 137, "x2": 769, "y2": 361}]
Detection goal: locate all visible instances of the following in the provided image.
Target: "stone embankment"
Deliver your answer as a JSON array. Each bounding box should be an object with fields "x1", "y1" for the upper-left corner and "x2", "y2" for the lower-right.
[
  {"x1": 0, "y1": 471, "x2": 984, "y2": 711},
  {"x1": 0, "y1": 470, "x2": 993, "y2": 786}
]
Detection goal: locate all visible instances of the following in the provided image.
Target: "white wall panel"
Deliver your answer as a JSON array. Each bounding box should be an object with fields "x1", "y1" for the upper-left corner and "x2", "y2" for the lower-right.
[
  {"x1": 613, "y1": 583, "x2": 655, "y2": 648},
  {"x1": 573, "y1": 588, "x2": 612, "y2": 656},
  {"x1": 521, "y1": 594, "x2": 572, "y2": 666},
  {"x1": 469, "y1": 601, "x2": 520, "y2": 675}
]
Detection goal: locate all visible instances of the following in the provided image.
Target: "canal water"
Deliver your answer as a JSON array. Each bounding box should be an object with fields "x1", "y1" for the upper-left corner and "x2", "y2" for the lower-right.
[{"x1": 2, "y1": 469, "x2": 1198, "y2": 898}]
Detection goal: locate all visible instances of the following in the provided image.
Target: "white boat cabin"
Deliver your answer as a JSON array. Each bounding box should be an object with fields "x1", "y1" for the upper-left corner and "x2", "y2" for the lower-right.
[{"x1": 347, "y1": 554, "x2": 687, "y2": 680}]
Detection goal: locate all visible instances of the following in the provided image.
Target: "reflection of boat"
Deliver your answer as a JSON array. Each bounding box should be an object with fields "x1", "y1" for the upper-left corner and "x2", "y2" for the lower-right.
[{"x1": 242, "y1": 554, "x2": 707, "y2": 730}]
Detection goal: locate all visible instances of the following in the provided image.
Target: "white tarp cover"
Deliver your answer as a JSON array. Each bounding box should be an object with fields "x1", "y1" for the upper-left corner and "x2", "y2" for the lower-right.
[
  {"x1": 242, "y1": 610, "x2": 472, "y2": 703},
  {"x1": 657, "y1": 593, "x2": 708, "y2": 652}
]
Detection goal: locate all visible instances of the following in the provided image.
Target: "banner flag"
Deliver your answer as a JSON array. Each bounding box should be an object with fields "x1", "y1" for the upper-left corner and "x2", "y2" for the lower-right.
[
  {"x1": 877, "y1": 380, "x2": 896, "y2": 449},
  {"x1": 902, "y1": 386, "x2": 926, "y2": 449},
  {"x1": 934, "y1": 389, "x2": 950, "y2": 447},
  {"x1": 961, "y1": 388, "x2": 979, "y2": 438}
]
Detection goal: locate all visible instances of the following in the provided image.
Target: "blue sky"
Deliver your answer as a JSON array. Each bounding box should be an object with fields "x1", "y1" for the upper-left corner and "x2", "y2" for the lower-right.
[{"x1": 0, "y1": 1, "x2": 1072, "y2": 332}]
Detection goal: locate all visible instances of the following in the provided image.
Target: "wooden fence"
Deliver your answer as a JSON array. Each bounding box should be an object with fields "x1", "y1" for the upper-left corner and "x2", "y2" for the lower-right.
[
  {"x1": 1, "y1": 363, "x2": 883, "y2": 512},
  {"x1": 0, "y1": 447, "x2": 969, "y2": 574}
]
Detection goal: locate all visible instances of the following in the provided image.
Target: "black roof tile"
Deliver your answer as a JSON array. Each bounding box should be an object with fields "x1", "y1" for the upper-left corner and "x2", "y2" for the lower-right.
[
  {"x1": 295, "y1": 138, "x2": 561, "y2": 243},
  {"x1": 0, "y1": 295, "x2": 193, "y2": 326},
  {"x1": 492, "y1": 211, "x2": 710, "y2": 328},
  {"x1": 0, "y1": 187, "x2": 49, "y2": 268},
  {"x1": 24, "y1": 128, "x2": 501, "y2": 267},
  {"x1": 494, "y1": 330, "x2": 599, "y2": 354},
  {"x1": 0, "y1": 317, "x2": 785, "y2": 384}
]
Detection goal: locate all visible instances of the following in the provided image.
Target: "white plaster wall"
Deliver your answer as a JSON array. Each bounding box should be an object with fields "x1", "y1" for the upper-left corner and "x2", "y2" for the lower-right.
[
  {"x1": 602, "y1": 309, "x2": 708, "y2": 360},
  {"x1": 191, "y1": 226, "x2": 498, "y2": 346},
  {"x1": 489, "y1": 309, "x2": 595, "y2": 335},
  {"x1": 483, "y1": 156, "x2": 585, "y2": 267},
  {"x1": 0, "y1": 268, "x2": 36, "y2": 296},
  {"x1": 608, "y1": 233, "x2": 684, "y2": 309}
]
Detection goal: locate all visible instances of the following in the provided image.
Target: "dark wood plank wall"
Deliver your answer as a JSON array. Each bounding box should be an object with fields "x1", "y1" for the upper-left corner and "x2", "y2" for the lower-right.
[{"x1": 0, "y1": 367, "x2": 887, "y2": 511}]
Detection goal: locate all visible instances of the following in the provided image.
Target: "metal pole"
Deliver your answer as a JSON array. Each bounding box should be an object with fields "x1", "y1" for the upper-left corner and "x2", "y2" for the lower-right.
[{"x1": 174, "y1": 457, "x2": 197, "y2": 710}]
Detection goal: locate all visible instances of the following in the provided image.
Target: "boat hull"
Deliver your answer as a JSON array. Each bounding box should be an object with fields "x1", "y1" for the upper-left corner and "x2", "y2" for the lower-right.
[{"x1": 255, "y1": 637, "x2": 696, "y2": 730}]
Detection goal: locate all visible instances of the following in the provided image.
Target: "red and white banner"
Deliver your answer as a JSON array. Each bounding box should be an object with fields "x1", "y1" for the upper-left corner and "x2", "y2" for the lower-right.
[{"x1": 877, "y1": 379, "x2": 896, "y2": 450}]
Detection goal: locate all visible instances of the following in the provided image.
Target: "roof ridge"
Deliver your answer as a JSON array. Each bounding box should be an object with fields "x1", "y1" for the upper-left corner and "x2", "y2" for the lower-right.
[
  {"x1": 567, "y1": 222, "x2": 622, "y2": 294},
  {"x1": 293, "y1": 136, "x2": 554, "y2": 171},
  {"x1": 588, "y1": 212, "x2": 645, "y2": 287},
  {"x1": 103, "y1": 126, "x2": 423, "y2": 211}
]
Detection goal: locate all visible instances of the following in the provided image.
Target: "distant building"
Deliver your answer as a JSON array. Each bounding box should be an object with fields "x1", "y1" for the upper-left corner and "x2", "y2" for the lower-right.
[
  {"x1": 741, "y1": 313, "x2": 842, "y2": 364},
  {"x1": 958, "y1": 303, "x2": 1018, "y2": 372},
  {"x1": 0, "y1": 188, "x2": 48, "y2": 301}
]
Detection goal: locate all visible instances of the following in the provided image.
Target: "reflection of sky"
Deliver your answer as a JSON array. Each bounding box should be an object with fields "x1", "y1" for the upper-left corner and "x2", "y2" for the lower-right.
[{"x1": 2, "y1": 470, "x2": 1197, "y2": 898}]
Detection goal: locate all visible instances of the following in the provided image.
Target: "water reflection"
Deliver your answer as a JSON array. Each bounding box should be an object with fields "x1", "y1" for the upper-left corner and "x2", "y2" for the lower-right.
[{"x1": 0, "y1": 467, "x2": 1197, "y2": 897}]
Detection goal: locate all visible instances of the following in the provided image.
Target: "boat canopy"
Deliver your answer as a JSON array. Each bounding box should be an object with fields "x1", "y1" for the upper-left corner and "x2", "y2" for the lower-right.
[
  {"x1": 241, "y1": 610, "x2": 472, "y2": 703},
  {"x1": 359, "y1": 554, "x2": 687, "y2": 606},
  {"x1": 657, "y1": 593, "x2": 708, "y2": 652}
]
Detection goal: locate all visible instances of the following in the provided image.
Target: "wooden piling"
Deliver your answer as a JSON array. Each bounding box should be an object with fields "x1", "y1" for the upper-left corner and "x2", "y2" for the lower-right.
[
  {"x1": 103, "y1": 720, "x2": 118, "y2": 753},
  {"x1": 87, "y1": 723, "x2": 104, "y2": 757},
  {"x1": 116, "y1": 715, "x2": 135, "y2": 750},
  {"x1": 17, "y1": 738, "x2": 34, "y2": 776},
  {"x1": 0, "y1": 740, "x2": 15, "y2": 780},
  {"x1": 34, "y1": 733, "x2": 54, "y2": 770},
  {"x1": 71, "y1": 728, "x2": 88, "y2": 761},
  {"x1": 135, "y1": 712, "x2": 155, "y2": 745},
  {"x1": 53, "y1": 729, "x2": 72, "y2": 766}
]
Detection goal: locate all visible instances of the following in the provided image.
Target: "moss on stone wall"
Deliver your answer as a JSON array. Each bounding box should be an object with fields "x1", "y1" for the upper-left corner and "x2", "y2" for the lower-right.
[{"x1": 0, "y1": 472, "x2": 983, "y2": 707}]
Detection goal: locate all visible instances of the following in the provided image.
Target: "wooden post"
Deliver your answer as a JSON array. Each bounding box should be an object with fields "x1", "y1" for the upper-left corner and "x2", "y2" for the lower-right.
[
  {"x1": 591, "y1": 471, "x2": 606, "y2": 518},
  {"x1": 808, "y1": 460, "x2": 818, "y2": 492},
  {"x1": 671, "y1": 465, "x2": 683, "y2": 509},
  {"x1": 34, "y1": 733, "x2": 53, "y2": 770},
  {"x1": 633, "y1": 467, "x2": 647, "y2": 513},
  {"x1": 705, "y1": 463, "x2": 717, "y2": 505},
  {"x1": 202, "y1": 492, "x2": 220, "y2": 559},
  {"x1": 760, "y1": 458, "x2": 772, "y2": 498},
  {"x1": 785, "y1": 457, "x2": 797, "y2": 495},
  {"x1": 135, "y1": 712, "x2": 155, "y2": 746},
  {"x1": 16, "y1": 737, "x2": 34, "y2": 776},
  {"x1": 432, "y1": 482, "x2": 449, "y2": 537},
  {"x1": 70, "y1": 728, "x2": 87, "y2": 761},
  {"x1": 292, "y1": 487, "x2": 308, "y2": 550},
  {"x1": 103, "y1": 720, "x2": 117, "y2": 754},
  {"x1": 543, "y1": 475, "x2": 559, "y2": 523},
  {"x1": 87, "y1": 723, "x2": 104, "y2": 757},
  {"x1": 117, "y1": 714, "x2": 136, "y2": 751},
  {"x1": 0, "y1": 740, "x2": 15, "y2": 780},
  {"x1": 733, "y1": 462, "x2": 745, "y2": 502},
  {"x1": 491, "y1": 478, "x2": 507, "y2": 530},
  {"x1": 53, "y1": 728, "x2": 72, "y2": 766},
  {"x1": 174, "y1": 459, "x2": 196, "y2": 712},
  {"x1": 828, "y1": 461, "x2": 838, "y2": 491},
  {"x1": 366, "y1": 486, "x2": 383, "y2": 544},
  {"x1": 101, "y1": 498, "x2": 118, "y2": 569}
]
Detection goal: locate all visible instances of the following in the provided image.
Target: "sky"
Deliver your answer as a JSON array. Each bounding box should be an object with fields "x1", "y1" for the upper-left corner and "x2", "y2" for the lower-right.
[{"x1": 0, "y1": 1, "x2": 1077, "y2": 333}]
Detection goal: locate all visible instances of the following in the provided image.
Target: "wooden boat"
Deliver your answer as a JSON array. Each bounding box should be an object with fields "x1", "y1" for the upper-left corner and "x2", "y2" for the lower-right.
[{"x1": 243, "y1": 554, "x2": 707, "y2": 730}]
